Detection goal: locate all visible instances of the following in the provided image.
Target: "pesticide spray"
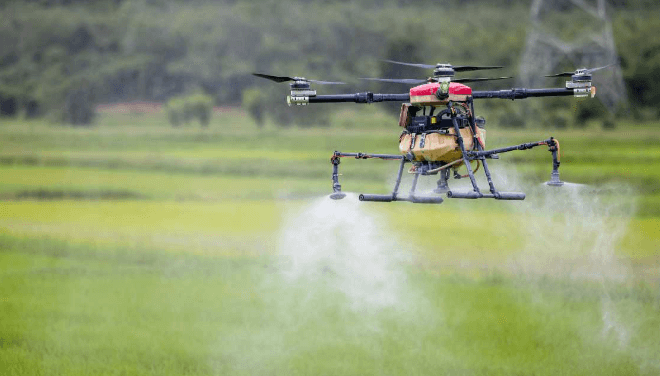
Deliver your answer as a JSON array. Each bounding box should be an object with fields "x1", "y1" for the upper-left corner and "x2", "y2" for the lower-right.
[
  {"x1": 510, "y1": 182, "x2": 635, "y2": 282},
  {"x1": 277, "y1": 193, "x2": 411, "y2": 313},
  {"x1": 212, "y1": 193, "x2": 437, "y2": 374},
  {"x1": 260, "y1": 161, "x2": 642, "y2": 369},
  {"x1": 497, "y1": 165, "x2": 638, "y2": 350}
]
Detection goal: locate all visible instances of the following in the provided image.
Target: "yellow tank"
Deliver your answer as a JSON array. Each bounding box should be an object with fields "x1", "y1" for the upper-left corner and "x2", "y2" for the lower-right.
[{"x1": 399, "y1": 127, "x2": 486, "y2": 163}]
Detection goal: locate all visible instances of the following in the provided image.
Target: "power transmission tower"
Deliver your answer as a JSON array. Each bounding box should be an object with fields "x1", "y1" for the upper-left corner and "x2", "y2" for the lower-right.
[{"x1": 519, "y1": 0, "x2": 627, "y2": 112}]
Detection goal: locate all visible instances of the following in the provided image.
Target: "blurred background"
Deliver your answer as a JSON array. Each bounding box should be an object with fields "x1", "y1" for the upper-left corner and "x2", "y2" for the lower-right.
[
  {"x1": 1, "y1": 0, "x2": 659, "y2": 375},
  {"x1": 1, "y1": 0, "x2": 659, "y2": 126}
]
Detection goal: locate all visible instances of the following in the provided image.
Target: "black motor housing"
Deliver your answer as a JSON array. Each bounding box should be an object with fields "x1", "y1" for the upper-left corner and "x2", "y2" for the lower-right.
[{"x1": 406, "y1": 115, "x2": 468, "y2": 134}]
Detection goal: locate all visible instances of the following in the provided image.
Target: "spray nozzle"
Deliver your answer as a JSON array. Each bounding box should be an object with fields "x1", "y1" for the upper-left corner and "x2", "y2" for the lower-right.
[
  {"x1": 546, "y1": 170, "x2": 565, "y2": 187},
  {"x1": 545, "y1": 137, "x2": 564, "y2": 187},
  {"x1": 330, "y1": 151, "x2": 346, "y2": 199}
]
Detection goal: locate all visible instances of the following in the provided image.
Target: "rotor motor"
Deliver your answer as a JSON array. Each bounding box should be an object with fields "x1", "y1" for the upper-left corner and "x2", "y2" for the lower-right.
[{"x1": 288, "y1": 80, "x2": 316, "y2": 106}]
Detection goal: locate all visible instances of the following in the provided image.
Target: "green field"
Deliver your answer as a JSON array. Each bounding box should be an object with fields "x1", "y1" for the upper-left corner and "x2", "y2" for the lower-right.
[{"x1": 1, "y1": 109, "x2": 659, "y2": 375}]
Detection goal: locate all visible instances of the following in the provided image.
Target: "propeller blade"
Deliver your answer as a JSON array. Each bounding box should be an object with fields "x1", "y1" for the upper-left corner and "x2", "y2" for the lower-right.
[
  {"x1": 544, "y1": 72, "x2": 575, "y2": 78},
  {"x1": 452, "y1": 66, "x2": 503, "y2": 72},
  {"x1": 546, "y1": 63, "x2": 615, "y2": 78},
  {"x1": 360, "y1": 78, "x2": 427, "y2": 84},
  {"x1": 383, "y1": 60, "x2": 504, "y2": 72},
  {"x1": 585, "y1": 63, "x2": 614, "y2": 74},
  {"x1": 252, "y1": 73, "x2": 345, "y2": 85},
  {"x1": 252, "y1": 73, "x2": 295, "y2": 83},
  {"x1": 452, "y1": 76, "x2": 513, "y2": 83},
  {"x1": 382, "y1": 59, "x2": 436, "y2": 69},
  {"x1": 545, "y1": 72, "x2": 575, "y2": 77},
  {"x1": 307, "y1": 79, "x2": 346, "y2": 85},
  {"x1": 361, "y1": 77, "x2": 511, "y2": 84}
]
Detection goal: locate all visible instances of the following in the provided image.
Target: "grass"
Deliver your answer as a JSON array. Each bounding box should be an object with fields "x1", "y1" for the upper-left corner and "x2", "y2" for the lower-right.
[
  {"x1": 1, "y1": 109, "x2": 659, "y2": 375},
  {"x1": 0, "y1": 165, "x2": 342, "y2": 201},
  {"x1": 3, "y1": 114, "x2": 660, "y2": 213},
  {"x1": 1, "y1": 237, "x2": 658, "y2": 375}
]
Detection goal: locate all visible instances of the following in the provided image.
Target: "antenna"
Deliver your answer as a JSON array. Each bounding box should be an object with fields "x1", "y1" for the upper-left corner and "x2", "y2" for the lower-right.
[{"x1": 519, "y1": 0, "x2": 627, "y2": 112}]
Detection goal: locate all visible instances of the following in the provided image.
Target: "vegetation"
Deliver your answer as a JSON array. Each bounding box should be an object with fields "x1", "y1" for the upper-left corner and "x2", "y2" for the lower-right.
[
  {"x1": 0, "y1": 0, "x2": 659, "y2": 126},
  {"x1": 0, "y1": 111, "x2": 659, "y2": 375},
  {"x1": 166, "y1": 92, "x2": 214, "y2": 127},
  {"x1": 1, "y1": 1, "x2": 659, "y2": 373}
]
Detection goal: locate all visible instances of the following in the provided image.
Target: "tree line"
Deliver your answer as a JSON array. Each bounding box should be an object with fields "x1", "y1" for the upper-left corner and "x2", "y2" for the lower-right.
[{"x1": 0, "y1": 0, "x2": 658, "y2": 126}]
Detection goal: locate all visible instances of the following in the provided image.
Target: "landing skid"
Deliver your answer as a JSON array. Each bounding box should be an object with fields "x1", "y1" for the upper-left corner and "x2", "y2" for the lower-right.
[{"x1": 331, "y1": 152, "x2": 444, "y2": 204}]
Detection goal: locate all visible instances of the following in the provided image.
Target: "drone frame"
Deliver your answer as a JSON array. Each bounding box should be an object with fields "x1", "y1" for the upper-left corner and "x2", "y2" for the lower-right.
[
  {"x1": 329, "y1": 96, "x2": 562, "y2": 204},
  {"x1": 253, "y1": 62, "x2": 605, "y2": 204}
]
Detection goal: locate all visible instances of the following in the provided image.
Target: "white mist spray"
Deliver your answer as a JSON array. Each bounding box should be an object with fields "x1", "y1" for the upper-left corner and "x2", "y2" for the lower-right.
[
  {"x1": 499, "y1": 164, "x2": 638, "y2": 350},
  {"x1": 278, "y1": 193, "x2": 410, "y2": 312},
  {"x1": 510, "y1": 182, "x2": 635, "y2": 282}
]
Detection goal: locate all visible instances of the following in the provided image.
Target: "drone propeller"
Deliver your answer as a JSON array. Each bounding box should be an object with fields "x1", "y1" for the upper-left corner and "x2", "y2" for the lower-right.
[
  {"x1": 360, "y1": 76, "x2": 513, "y2": 84},
  {"x1": 453, "y1": 77, "x2": 513, "y2": 83},
  {"x1": 383, "y1": 59, "x2": 503, "y2": 72},
  {"x1": 544, "y1": 64, "x2": 614, "y2": 78},
  {"x1": 252, "y1": 73, "x2": 345, "y2": 85},
  {"x1": 360, "y1": 78, "x2": 426, "y2": 84}
]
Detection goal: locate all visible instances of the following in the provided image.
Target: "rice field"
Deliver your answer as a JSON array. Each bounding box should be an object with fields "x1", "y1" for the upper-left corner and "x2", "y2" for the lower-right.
[{"x1": 1, "y1": 109, "x2": 659, "y2": 375}]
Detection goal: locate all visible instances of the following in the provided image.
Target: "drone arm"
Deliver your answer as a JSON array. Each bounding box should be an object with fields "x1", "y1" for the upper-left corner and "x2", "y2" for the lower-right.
[
  {"x1": 472, "y1": 88, "x2": 578, "y2": 100},
  {"x1": 308, "y1": 87, "x2": 587, "y2": 102},
  {"x1": 295, "y1": 93, "x2": 410, "y2": 104},
  {"x1": 467, "y1": 140, "x2": 550, "y2": 156}
]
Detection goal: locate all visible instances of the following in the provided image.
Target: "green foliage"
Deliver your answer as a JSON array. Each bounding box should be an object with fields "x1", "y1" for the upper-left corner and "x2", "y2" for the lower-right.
[
  {"x1": 0, "y1": 115, "x2": 659, "y2": 375},
  {"x1": 165, "y1": 92, "x2": 213, "y2": 127},
  {"x1": 613, "y1": 12, "x2": 660, "y2": 117},
  {"x1": 241, "y1": 87, "x2": 265, "y2": 127},
  {"x1": 0, "y1": 0, "x2": 658, "y2": 127},
  {"x1": 572, "y1": 98, "x2": 618, "y2": 129},
  {"x1": 1, "y1": 110, "x2": 660, "y2": 374}
]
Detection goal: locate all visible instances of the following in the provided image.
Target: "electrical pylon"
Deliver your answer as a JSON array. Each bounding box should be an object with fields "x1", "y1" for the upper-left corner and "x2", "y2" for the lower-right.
[{"x1": 519, "y1": 0, "x2": 627, "y2": 112}]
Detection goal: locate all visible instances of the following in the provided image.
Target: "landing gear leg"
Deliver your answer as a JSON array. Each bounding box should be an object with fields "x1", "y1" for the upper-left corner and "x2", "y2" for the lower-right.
[
  {"x1": 434, "y1": 168, "x2": 450, "y2": 194},
  {"x1": 328, "y1": 151, "x2": 442, "y2": 204},
  {"x1": 409, "y1": 169, "x2": 420, "y2": 197},
  {"x1": 449, "y1": 102, "x2": 481, "y2": 195}
]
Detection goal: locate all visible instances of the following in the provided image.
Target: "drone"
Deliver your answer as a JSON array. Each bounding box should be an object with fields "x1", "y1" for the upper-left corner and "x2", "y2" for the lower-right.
[{"x1": 253, "y1": 61, "x2": 608, "y2": 204}]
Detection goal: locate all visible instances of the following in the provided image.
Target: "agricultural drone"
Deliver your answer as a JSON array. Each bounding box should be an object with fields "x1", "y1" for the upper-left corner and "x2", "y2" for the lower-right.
[{"x1": 253, "y1": 61, "x2": 608, "y2": 204}]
